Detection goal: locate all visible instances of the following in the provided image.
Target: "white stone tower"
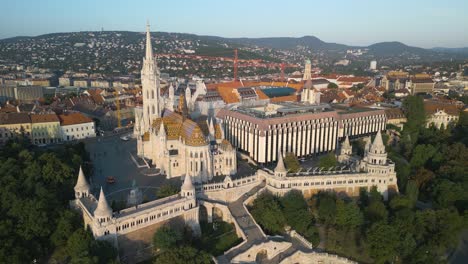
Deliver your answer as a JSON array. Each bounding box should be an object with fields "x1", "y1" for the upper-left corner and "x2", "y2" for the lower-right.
[
  {"x1": 274, "y1": 150, "x2": 287, "y2": 178},
  {"x1": 141, "y1": 21, "x2": 161, "y2": 131},
  {"x1": 301, "y1": 59, "x2": 320, "y2": 104},
  {"x1": 74, "y1": 166, "x2": 90, "y2": 199},
  {"x1": 94, "y1": 187, "x2": 113, "y2": 224},
  {"x1": 337, "y1": 136, "x2": 353, "y2": 163},
  {"x1": 181, "y1": 174, "x2": 195, "y2": 198},
  {"x1": 367, "y1": 130, "x2": 387, "y2": 165},
  {"x1": 302, "y1": 59, "x2": 312, "y2": 80}
]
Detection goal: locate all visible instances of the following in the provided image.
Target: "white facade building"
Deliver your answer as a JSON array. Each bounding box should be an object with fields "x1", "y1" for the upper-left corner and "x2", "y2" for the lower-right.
[{"x1": 58, "y1": 113, "x2": 96, "y2": 141}]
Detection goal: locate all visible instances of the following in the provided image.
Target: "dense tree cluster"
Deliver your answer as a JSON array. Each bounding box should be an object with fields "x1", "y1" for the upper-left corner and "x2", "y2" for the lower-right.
[
  {"x1": 151, "y1": 225, "x2": 212, "y2": 264},
  {"x1": 311, "y1": 95, "x2": 468, "y2": 263},
  {"x1": 250, "y1": 191, "x2": 320, "y2": 245},
  {"x1": 0, "y1": 138, "x2": 116, "y2": 263}
]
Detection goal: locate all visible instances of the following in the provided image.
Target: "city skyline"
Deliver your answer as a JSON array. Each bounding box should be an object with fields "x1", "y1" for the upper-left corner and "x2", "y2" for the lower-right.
[{"x1": 1, "y1": 0, "x2": 467, "y2": 48}]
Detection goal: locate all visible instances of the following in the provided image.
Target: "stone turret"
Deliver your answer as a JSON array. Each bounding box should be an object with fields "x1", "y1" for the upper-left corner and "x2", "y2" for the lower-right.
[
  {"x1": 181, "y1": 175, "x2": 195, "y2": 198},
  {"x1": 337, "y1": 136, "x2": 353, "y2": 163},
  {"x1": 74, "y1": 166, "x2": 90, "y2": 199},
  {"x1": 367, "y1": 130, "x2": 387, "y2": 166},
  {"x1": 275, "y1": 150, "x2": 287, "y2": 178},
  {"x1": 94, "y1": 187, "x2": 113, "y2": 224}
]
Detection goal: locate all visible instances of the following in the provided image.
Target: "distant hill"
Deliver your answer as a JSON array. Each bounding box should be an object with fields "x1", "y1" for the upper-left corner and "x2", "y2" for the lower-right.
[
  {"x1": 220, "y1": 36, "x2": 351, "y2": 51},
  {"x1": 367, "y1": 41, "x2": 431, "y2": 56},
  {"x1": 432, "y1": 47, "x2": 468, "y2": 54}
]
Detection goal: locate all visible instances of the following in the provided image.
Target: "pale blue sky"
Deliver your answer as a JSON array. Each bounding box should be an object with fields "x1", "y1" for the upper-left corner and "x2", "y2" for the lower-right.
[{"x1": 1, "y1": 0, "x2": 467, "y2": 48}]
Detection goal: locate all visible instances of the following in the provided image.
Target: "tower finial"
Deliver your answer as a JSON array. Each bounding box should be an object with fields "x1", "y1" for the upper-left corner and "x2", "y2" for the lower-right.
[{"x1": 145, "y1": 21, "x2": 153, "y2": 60}]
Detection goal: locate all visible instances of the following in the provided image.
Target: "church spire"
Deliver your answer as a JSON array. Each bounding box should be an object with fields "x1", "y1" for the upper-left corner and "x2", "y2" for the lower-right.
[{"x1": 145, "y1": 20, "x2": 153, "y2": 60}]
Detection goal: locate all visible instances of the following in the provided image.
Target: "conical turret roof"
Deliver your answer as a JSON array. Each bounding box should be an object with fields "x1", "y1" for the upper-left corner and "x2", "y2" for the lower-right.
[
  {"x1": 181, "y1": 175, "x2": 194, "y2": 191},
  {"x1": 343, "y1": 136, "x2": 351, "y2": 148},
  {"x1": 275, "y1": 151, "x2": 287, "y2": 173},
  {"x1": 74, "y1": 166, "x2": 90, "y2": 192},
  {"x1": 371, "y1": 130, "x2": 384, "y2": 150},
  {"x1": 94, "y1": 187, "x2": 112, "y2": 218}
]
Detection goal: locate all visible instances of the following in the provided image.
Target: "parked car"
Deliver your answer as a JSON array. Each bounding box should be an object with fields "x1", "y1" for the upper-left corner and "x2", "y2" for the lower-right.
[{"x1": 106, "y1": 176, "x2": 116, "y2": 184}]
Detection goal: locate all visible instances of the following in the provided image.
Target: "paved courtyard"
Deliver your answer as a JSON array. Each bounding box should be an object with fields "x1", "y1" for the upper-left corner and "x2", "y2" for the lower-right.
[{"x1": 84, "y1": 134, "x2": 177, "y2": 203}]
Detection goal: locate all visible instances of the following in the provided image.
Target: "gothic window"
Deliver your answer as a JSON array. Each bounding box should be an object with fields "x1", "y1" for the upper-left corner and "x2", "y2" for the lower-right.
[
  {"x1": 147, "y1": 90, "x2": 149, "y2": 99},
  {"x1": 151, "y1": 90, "x2": 154, "y2": 99},
  {"x1": 152, "y1": 105, "x2": 155, "y2": 114}
]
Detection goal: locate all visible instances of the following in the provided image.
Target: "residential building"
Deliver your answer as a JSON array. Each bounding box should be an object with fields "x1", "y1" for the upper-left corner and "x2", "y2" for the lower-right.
[
  {"x1": 59, "y1": 112, "x2": 96, "y2": 141},
  {"x1": 0, "y1": 113, "x2": 31, "y2": 144},
  {"x1": 31, "y1": 114, "x2": 61, "y2": 144}
]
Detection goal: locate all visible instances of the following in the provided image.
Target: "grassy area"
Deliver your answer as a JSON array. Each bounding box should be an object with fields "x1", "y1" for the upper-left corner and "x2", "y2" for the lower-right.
[{"x1": 195, "y1": 221, "x2": 243, "y2": 256}]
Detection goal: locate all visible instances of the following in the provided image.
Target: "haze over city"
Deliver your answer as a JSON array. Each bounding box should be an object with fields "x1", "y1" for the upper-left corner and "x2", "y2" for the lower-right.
[{"x1": 1, "y1": 0, "x2": 468, "y2": 48}]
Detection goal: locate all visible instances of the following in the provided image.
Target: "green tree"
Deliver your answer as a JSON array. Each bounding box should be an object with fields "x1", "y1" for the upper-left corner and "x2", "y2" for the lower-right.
[
  {"x1": 156, "y1": 183, "x2": 180, "y2": 199},
  {"x1": 280, "y1": 190, "x2": 317, "y2": 241},
  {"x1": 154, "y1": 246, "x2": 211, "y2": 264},
  {"x1": 283, "y1": 152, "x2": 301, "y2": 173},
  {"x1": 317, "y1": 192, "x2": 336, "y2": 225},
  {"x1": 335, "y1": 199, "x2": 363, "y2": 230},
  {"x1": 366, "y1": 222, "x2": 399, "y2": 264},
  {"x1": 327, "y1": 82, "x2": 338, "y2": 89},
  {"x1": 153, "y1": 226, "x2": 183, "y2": 250},
  {"x1": 250, "y1": 193, "x2": 286, "y2": 234},
  {"x1": 51, "y1": 210, "x2": 81, "y2": 246},
  {"x1": 65, "y1": 228, "x2": 97, "y2": 263},
  {"x1": 318, "y1": 153, "x2": 337, "y2": 169}
]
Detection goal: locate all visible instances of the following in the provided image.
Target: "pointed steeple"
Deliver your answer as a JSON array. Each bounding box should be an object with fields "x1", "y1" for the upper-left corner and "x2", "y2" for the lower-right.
[
  {"x1": 370, "y1": 130, "x2": 385, "y2": 153},
  {"x1": 343, "y1": 136, "x2": 351, "y2": 148},
  {"x1": 145, "y1": 20, "x2": 153, "y2": 60},
  {"x1": 159, "y1": 120, "x2": 166, "y2": 137},
  {"x1": 94, "y1": 187, "x2": 112, "y2": 219},
  {"x1": 169, "y1": 83, "x2": 174, "y2": 98},
  {"x1": 181, "y1": 175, "x2": 195, "y2": 198},
  {"x1": 275, "y1": 150, "x2": 287, "y2": 174},
  {"x1": 74, "y1": 166, "x2": 90, "y2": 196},
  {"x1": 182, "y1": 175, "x2": 194, "y2": 191}
]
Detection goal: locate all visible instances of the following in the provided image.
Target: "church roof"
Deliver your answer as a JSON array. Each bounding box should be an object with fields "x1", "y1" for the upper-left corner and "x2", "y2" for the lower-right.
[
  {"x1": 152, "y1": 110, "x2": 208, "y2": 146},
  {"x1": 74, "y1": 166, "x2": 90, "y2": 192},
  {"x1": 94, "y1": 187, "x2": 113, "y2": 218}
]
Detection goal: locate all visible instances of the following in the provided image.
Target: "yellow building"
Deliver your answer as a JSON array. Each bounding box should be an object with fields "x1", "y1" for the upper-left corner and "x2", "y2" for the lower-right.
[
  {"x1": 31, "y1": 79, "x2": 51, "y2": 87},
  {"x1": 31, "y1": 114, "x2": 61, "y2": 144},
  {"x1": 0, "y1": 113, "x2": 32, "y2": 145}
]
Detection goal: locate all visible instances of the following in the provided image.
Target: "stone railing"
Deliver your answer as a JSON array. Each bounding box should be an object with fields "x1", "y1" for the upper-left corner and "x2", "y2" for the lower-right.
[
  {"x1": 197, "y1": 174, "x2": 259, "y2": 193},
  {"x1": 242, "y1": 186, "x2": 267, "y2": 238},
  {"x1": 289, "y1": 230, "x2": 312, "y2": 249}
]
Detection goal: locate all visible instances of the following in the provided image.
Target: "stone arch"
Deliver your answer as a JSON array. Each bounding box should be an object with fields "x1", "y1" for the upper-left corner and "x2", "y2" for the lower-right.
[
  {"x1": 198, "y1": 205, "x2": 208, "y2": 223},
  {"x1": 213, "y1": 207, "x2": 224, "y2": 222}
]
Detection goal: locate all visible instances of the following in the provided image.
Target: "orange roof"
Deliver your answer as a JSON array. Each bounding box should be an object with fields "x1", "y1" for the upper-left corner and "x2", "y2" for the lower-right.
[
  {"x1": 31, "y1": 114, "x2": 59, "y2": 123},
  {"x1": 58, "y1": 112, "x2": 93, "y2": 126}
]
